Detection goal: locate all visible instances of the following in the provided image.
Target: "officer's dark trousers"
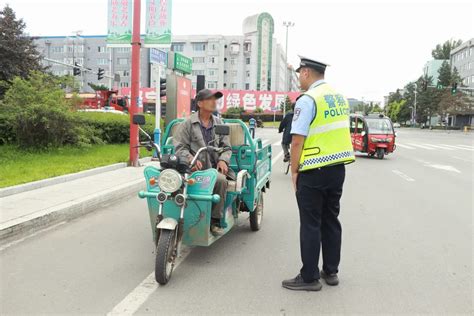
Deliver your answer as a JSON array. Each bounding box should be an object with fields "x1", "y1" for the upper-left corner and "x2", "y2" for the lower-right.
[{"x1": 296, "y1": 164, "x2": 345, "y2": 282}]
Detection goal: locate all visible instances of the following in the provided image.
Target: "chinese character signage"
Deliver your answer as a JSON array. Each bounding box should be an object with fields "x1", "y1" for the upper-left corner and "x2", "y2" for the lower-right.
[
  {"x1": 119, "y1": 88, "x2": 300, "y2": 113},
  {"x1": 145, "y1": 0, "x2": 172, "y2": 47},
  {"x1": 173, "y1": 52, "x2": 192, "y2": 74},
  {"x1": 257, "y1": 13, "x2": 274, "y2": 91},
  {"x1": 150, "y1": 48, "x2": 167, "y2": 65},
  {"x1": 107, "y1": 0, "x2": 132, "y2": 47}
]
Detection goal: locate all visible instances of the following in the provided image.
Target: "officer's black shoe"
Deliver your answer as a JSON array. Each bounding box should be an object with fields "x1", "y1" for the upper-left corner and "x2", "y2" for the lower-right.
[
  {"x1": 283, "y1": 154, "x2": 290, "y2": 162},
  {"x1": 282, "y1": 274, "x2": 322, "y2": 291},
  {"x1": 320, "y1": 271, "x2": 339, "y2": 286}
]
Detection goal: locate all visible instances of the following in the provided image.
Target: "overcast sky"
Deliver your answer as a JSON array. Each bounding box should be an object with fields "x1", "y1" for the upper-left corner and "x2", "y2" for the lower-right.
[{"x1": 3, "y1": 0, "x2": 473, "y2": 103}]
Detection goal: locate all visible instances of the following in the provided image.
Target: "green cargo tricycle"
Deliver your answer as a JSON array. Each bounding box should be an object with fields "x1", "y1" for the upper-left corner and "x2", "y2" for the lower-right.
[{"x1": 133, "y1": 114, "x2": 272, "y2": 285}]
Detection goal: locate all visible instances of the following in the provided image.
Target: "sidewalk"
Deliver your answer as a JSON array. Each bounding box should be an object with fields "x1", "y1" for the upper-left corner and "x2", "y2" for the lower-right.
[{"x1": 0, "y1": 163, "x2": 153, "y2": 244}]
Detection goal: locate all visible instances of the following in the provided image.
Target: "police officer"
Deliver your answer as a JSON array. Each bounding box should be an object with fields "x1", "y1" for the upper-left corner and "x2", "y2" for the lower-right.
[{"x1": 282, "y1": 56, "x2": 355, "y2": 291}]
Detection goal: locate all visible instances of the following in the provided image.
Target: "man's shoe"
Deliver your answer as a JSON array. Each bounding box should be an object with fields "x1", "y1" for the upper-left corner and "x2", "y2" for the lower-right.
[
  {"x1": 210, "y1": 224, "x2": 224, "y2": 236},
  {"x1": 320, "y1": 271, "x2": 339, "y2": 286},
  {"x1": 282, "y1": 274, "x2": 322, "y2": 291},
  {"x1": 283, "y1": 154, "x2": 290, "y2": 162}
]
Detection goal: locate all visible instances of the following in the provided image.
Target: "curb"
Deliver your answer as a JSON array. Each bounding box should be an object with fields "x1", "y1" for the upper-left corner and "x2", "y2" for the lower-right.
[
  {"x1": 0, "y1": 178, "x2": 145, "y2": 245},
  {"x1": 0, "y1": 162, "x2": 127, "y2": 198}
]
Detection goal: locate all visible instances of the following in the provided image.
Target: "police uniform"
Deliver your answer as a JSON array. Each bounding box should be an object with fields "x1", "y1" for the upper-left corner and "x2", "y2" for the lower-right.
[{"x1": 289, "y1": 57, "x2": 355, "y2": 285}]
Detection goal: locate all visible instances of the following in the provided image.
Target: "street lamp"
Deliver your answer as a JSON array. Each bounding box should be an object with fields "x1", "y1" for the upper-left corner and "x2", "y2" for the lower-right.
[{"x1": 283, "y1": 21, "x2": 295, "y2": 118}]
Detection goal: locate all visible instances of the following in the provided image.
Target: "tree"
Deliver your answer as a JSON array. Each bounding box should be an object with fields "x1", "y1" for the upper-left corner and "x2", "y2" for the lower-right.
[
  {"x1": 280, "y1": 95, "x2": 294, "y2": 112},
  {"x1": 386, "y1": 100, "x2": 406, "y2": 122},
  {"x1": 431, "y1": 39, "x2": 462, "y2": 60},
  {"x1": 388, "y1": 89, "x2": 403, "y2": 104},
  {"x1": 437, "y1": 61, "x2": 452, "y2": 87},
  {"x1": 0, "y1": 5, "x2": 44, "y2": 97},
  {"x1": 438, "y1": 90, "x2": 472, "y2": 117}
]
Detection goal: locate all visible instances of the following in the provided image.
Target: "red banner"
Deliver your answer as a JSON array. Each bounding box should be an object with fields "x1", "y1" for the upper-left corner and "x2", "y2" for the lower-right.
[{"x1": 119, "y1": 88, "x2": 301, "y2": 113}]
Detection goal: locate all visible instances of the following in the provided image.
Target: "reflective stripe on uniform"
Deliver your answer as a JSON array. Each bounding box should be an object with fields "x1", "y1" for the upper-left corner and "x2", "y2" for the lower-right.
[
  {"x1": 307, "y1": 120, "x2": 349, "y2": 136},
  {"x1": 301, "y1": 150, "x2": 354, "y2": 168}
]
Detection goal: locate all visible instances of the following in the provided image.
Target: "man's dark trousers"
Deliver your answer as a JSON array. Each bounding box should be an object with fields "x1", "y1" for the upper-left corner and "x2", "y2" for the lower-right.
[{"x1": 296, "y1": 164, "x2": 345, "y2": 282}]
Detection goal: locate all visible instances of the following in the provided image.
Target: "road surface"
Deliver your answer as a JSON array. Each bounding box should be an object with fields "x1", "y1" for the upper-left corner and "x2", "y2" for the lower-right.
[{"x1": 1, "y1": 128, "x2": 472, "y2": 315}]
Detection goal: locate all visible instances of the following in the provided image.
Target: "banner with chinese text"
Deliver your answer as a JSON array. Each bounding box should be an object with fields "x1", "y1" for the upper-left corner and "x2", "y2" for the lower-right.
[
  {"x1": 144, "y1": 0, "x2": 172, "y2": 47},
  {"x1": 119, "y1": 88, "x2": 300, "y2": 113},
  {"x1": 106, "y1": 0, "x2": 132, "y2": 47}
]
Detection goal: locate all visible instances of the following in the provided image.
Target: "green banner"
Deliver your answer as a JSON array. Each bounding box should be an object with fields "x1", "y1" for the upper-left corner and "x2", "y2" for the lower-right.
[
  {"x1": 106, "y1": 0, "x2": 132, "y2": 47},
  {"x1": 173, "y1": 52, "x2": 192, "y2": 74},
  {"x1": 144, "y1": 0, "x2": 172, "y2": 47}
]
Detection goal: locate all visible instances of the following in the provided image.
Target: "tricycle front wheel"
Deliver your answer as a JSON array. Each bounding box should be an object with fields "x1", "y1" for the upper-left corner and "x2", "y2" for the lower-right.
[
  {"x1": 155, "y1": 229, "x2": 177, "y2": 285},
  {"x1": 376, "y1": 148, "x2": 385, "y2": 159},
  {"x1": 250, "y1": 191, "x2": 263, "y2": 231}
]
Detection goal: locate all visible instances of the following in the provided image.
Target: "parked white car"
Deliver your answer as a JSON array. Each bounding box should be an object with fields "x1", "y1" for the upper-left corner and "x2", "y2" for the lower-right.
[{"x1": 393, "y1": 122, "x2": 401, "y2": 128}]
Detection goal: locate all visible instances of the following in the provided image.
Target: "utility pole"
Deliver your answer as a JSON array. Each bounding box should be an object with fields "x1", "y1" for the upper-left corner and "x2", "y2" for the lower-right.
[
  {"x1": 283, "y1": 21, "x2": 294, "y2": 118},
  {"x1": 413, "y1": 83, "x2": 417, "y2": 127},
  {"x1": 129, "y1": 0, "x2": 142, "y2": 167}
]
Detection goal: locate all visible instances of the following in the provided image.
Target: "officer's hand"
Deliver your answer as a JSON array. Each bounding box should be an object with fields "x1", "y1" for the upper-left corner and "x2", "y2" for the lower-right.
[
  {"x1": 217, "y1": 160, "x2": 228, "y2": 175},
  {"x1": 292, "y1": 172, "x2": 298, "y2": 191}
]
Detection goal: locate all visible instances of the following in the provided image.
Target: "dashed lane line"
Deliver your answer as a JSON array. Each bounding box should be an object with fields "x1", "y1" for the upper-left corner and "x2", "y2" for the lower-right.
[{"x1": 392, "y1": 170, "x2": 415, "y2": 182}]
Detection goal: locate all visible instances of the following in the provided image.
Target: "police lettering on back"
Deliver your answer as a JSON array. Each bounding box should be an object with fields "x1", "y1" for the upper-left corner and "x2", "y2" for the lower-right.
[{"x1": 323, "y1": 94, "x2": 350, "y2": 119}]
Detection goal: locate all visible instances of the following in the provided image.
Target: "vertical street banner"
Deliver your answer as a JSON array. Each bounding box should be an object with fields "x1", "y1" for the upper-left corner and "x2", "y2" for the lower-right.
[
  {"x1": 106, "y1": 0, "x2": 132, "y2": 47},
  {"x1": 256, "y1": 13, "x2": 274, "y2": 91},
  {"x1": 144, "y1": 0, "x2": 172, "y2": 48}
]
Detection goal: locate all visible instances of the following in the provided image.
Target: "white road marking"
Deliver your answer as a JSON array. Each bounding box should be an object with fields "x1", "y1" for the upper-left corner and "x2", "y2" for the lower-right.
[
  {"x1": 0, "y1": 221, "x2": 67, "y2": 252},
  {"x1": 457, "y1": 145, "x2": 474, "y2": 149},
  {"x1": 423, "y1": 144, "x2": 455, "y2": 150},
  {"x1": 416, "y1": 159, "x2": 462, "y2": 173},
  {"x1": 272, "y1": 151, "x2": 284, "y2": 166},
  {"x1": 107, "y1": 247, "x2": 192, "y2": 316},
  {"x1": 273, "y1": 140, "x2": 282, "y2": 147},
  {"x1": 451, "y1": 156, "x2": 472, "y2": 163},
  {"x1": 396, "y1": 143, "x2": 415, "y2": 149},
  {"x1": 408, "y1": 143, "x2": 435, "y2": 150},
  {"x1": 108, "y1": 151, "x2": 283, "y2": 315},
  {"x1": 392, "y1": 170, "x2": 415, "y2": 182},
  {"x1": 442, "y1": 144, "x2": 473, "y2": 151}
]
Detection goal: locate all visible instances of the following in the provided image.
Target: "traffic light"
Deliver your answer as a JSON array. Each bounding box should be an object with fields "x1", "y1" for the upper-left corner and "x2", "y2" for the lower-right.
[
  {"x1": 97, "y1": 68, "x2": 105, "y2": 81},
  {"x1": 159, "y1": 78, "x2": 166, "y2": 97},
  {"x1": 451, "y1": 82, "x2": 458, "y2": 95},
  {"x1": 73, "y1": 62, "x2": 81, "y2": 76}
]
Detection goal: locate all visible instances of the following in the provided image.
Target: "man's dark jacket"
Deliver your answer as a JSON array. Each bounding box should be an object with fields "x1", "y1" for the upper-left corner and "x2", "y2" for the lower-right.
[{"x1": 278, "y1": 112, "x2": 294, "y2": 145}]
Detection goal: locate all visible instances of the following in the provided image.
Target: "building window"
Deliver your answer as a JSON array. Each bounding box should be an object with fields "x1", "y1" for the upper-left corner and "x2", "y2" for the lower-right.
[
  {"x1": 171, "y1": 43, "x2": 184, "y2": 52},
  {"x1": 192, "y1": 42, "x2": 206, "y2": 51},
  {"x1": 63, "y1": 57, "x2": 73, "y2": 65},
  {"x1": 117, "y1": 58, "x2": 128, "y2": 65},
  {"x1": 120, "y1": 82, "x2": 129, "y2": 87},
  {"x1": 246, "y1": 70, "x2": 250, "y2": 77},
  {"x1": 470, "y1": 48, "x2": 473, "y2": 56},
  {"x1": 207, "y1": 81, "x2": 217, "y2": 89},
  {"x1": 230, "y1": 83, "x2": 238, "y2": 89},
  {"x1": 51, "y1": 46, "x2": 64, "y2": 53},
  {"x1": 123, "y1": 70, "x2": 130, "y2": 76},
  {"x1": 75, "y1": 58, "x2": 84, "y2": 65},
  {"x1": 230, "y1": 70, "x2": 238, "y2": 76},
  {"x1": 192, "y1": 70, "x2": 205, "y2": 76},
  {"x1": 192, "y1": 57, "x2": 205, "y2": 63},
  {"x1": 230, "y1": 58, "x2": 236, "y2": 65},
  {"x1": 244, "y1": 42, "x2": 251, "y2": 52},
  {"x1": 209, "y1": 43, "x2": 217, "y2": 51},
  {"x1": 246, "y1": 57, "x2": 251, "y2": 65},
  {"x1": 245, "y1": 83, "x2": 250, "y2": 90},
  {"x1": 208, "y1": 69, "x2": 216, "y2": 76},
  {"x1": 98, "y1": 46, "x2": 106, "y2": 53},
  {"x1": 116, "y1": 47, "x2": 131, "y2": 53},
  {"x1": 97, "y1": 58, "x2": 109, "y2": 65},
  {"x1": 230, "y1": 43, "x2": 240, "y2": 54},
  {"x1": 208, "y1": 57, "x2": 216, "y2": 64}
]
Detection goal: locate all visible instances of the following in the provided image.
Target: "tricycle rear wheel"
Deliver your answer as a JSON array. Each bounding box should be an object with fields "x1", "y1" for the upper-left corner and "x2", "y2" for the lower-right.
[
  {"x1": 155, "y1": 229, "x2": 177, "y2": 285},
  {"x1": 250, "y1": 191, "x2": 263, "y2": 231}
]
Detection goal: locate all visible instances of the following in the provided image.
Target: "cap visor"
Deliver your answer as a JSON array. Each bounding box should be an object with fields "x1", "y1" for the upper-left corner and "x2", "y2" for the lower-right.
[
  {"x1": 213, "y1": 91, "x2": 223, "y2": 99},
  {"x1": 295, "y1": 66, "x2": 301, "y2": 73}
]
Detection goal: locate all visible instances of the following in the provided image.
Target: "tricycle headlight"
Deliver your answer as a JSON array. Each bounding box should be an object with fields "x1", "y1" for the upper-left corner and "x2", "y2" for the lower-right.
[
  {"x1": 370, "y1": 137, "x2": 379, "y2": 143},
  {"x1": 158, "y1": 169, "x2": 183, "y2": 193}
]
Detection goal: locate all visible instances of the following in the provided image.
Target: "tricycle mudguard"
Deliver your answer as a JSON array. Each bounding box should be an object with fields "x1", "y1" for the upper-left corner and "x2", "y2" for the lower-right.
[{"x1": 156, "y1": 217, "x2": 178, "y2": 230}]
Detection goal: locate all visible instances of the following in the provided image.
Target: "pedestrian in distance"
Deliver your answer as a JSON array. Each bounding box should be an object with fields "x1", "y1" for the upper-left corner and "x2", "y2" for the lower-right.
[
  {"x1": 282, "y1": 56, "x2": 355, "y2": 291},
  {"x1": 249, "y1": 116, "x2": 256, "y2": 138},
  {"x1": 278, "y1": 103, "x2": 295, "y2": 162}
]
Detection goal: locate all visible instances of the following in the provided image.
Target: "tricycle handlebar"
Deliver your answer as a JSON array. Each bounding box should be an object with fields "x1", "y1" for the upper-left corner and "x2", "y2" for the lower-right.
[{"x1": 138, "y1": 190, "x2": 221, "y2": 203}]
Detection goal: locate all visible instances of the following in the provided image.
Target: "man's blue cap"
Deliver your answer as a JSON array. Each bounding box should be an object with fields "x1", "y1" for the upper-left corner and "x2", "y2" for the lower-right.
[{"x1": 296, "y1": 55, "x2": 330, "y2": 73}]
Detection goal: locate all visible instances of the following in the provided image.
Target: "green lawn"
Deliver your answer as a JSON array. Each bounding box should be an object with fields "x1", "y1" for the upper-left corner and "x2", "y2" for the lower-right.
[
  {"x1": 0, "y1": 144, "x2": 151, "y2": 188},
  {"x1": 263, "y1": 121, "x2": 281, "y2": 128}
]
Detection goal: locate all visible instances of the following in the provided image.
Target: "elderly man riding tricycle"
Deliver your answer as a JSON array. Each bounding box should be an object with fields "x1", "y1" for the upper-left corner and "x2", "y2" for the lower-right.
[{"x1": 134, "y1": 89, "x2": 272, "y2": 285}]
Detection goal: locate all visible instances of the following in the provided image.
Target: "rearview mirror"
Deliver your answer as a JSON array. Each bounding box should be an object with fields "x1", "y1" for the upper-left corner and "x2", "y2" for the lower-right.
[
  {"x1": 215, "y1": 124, "x2": 230, "y2": 136},
  {"x1": 361, "y1": 131, "x2": 366, "y2": 137},
  {"x1": 132, "y1": 114, "x2": 146, "y2": 125}
]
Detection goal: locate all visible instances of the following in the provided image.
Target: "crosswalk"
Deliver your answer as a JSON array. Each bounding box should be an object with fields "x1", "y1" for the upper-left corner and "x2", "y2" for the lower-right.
[{"x1": 396, "y1": 143, "x2": 473, "y2": 151}]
